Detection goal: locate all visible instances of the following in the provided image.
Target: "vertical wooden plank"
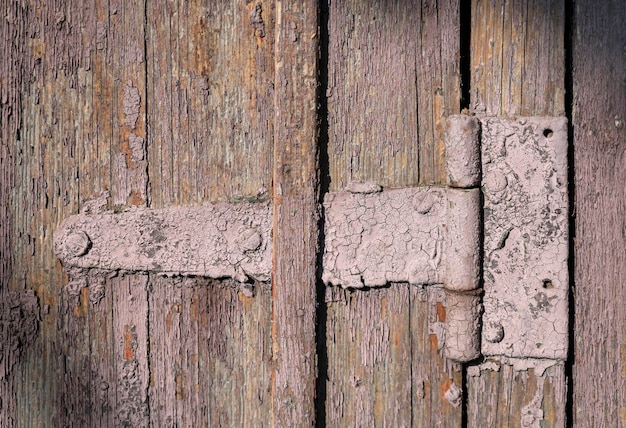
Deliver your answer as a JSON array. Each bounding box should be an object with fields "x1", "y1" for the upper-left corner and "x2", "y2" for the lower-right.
[
  {"x1": 417, "y1": 0, "x2": 462, "y2": 184},
  {"x1": 467, "y1": 1, "x2": 567, "y2": 426},
  {"x1": 326, "y1": 0, "x2": 421, "y2": 190},
  {"x1": 1, "y1": 1, "x2": 33, "y2": 424},
  {"x1": 572, "y1": 0, "x2": 626, "y2": 425},
  {"x1": 5, "y1": 0, "x2": 151, "y2": 425},
  {"x1": 9, "y1": 0, "x2": 91, "y2": 422},
  {"x1": 470, "y1": 0, "x2": 565, "y2": 117},
  {"x1": 412, "y1": 287, "x2": 465, "y2": 427},
  {"x1": 88, "y1": 273, "x2": 116, "y2": 428},
  {"x1": 148, "y1": 276, "x2": 183, "y2": 424},
  {"x1": 112, "y1": 274, "x2": 150, "y2": 425},
  {"x1": 272, "y1": 0, "x2": 319, "y2": 425},
  {"x1": 147, "y1": 0, "x2": 275, "y2": 207},
  {"x1": 325, "y1": 287, "x2": 413, "y2": 426},
  {"x1": 324, "y1": 0, "x2": 461, "y2": 426},
  {"x1": 145, "y1": 0, "x2": 275, "y2": 425}
]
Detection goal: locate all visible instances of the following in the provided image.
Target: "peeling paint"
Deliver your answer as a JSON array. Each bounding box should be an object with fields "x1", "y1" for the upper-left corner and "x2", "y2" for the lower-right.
[
  {"x1": 322, "y1": 187, "x2": 448, "y2": 289},
  {"x1": 521, "y1": 377, "x2": 545, "y2": 427},
  {"x1": 55, "y1": 201, "x2": 273, "y2": 284},
  {"x1": 481, "y1": 117, "x2": 569, "y2": 360},
  {"x1": 0, "y1": 289, "x2": 40, "y2": 383}
]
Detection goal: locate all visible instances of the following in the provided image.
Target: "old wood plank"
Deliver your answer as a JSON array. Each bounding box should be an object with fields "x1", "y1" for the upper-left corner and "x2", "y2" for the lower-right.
[
  {"x1": 327, "y1": 0, "x2": 421, "y2": 190},
  {"x1": 6, "y1": 0, "x2": 152, "y2": 425},
  {"x1": 324, "y1": 0, "x2": 462, "y2": 425},
  {"x1": 1, "y1": 1, "x2": 35, "y2": 424},
  {"x1": 467, "y1": 1, "x2": 567, "y2": 426},
  {"x1": 112, "y1": 274, "x2": 150, "y2": 425},
  {"x1": 146, "y1": 0, "x2": 275, "y2": 207},
  {"x1": 411, "y1": 287, "x2": 465, "y2": 427},
  {"x1": 271, "y1": 0, "x2": 320, "y2": 424},
  {"x1": 325, "y1": 286, "x2": 413, "y2": 426},
  {"x1": 470, "y1": 0, "x2": 565, "y2": 117},
  {"x1": 572, "y1": 0, "x2": 626, "y2": 425},
  {"x1": 145, "y1": 0, "x2": 275, "y2": 425},
  {"x1": 87, "y1": 273, "x2": 117, "y2": 428}
]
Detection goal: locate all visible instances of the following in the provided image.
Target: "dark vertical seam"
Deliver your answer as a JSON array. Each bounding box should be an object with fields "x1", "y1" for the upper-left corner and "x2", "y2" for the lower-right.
[
  {"x1": 143, "y1": 1, "x2": 152, "y2": 425},
  {"x1": 459, "y1": 0, "x2": 471, "y2": 111},
  {"x1": 143, "y1": 0, "x2": 151, "y2": 208},
  {"x1": 315, "y1": 0, "x2": 330, "y2": 426},
  {"x1": 459, "y1": 2, "x2": 472, "y2": 425},
  {"x1": 563, "y1": 0, "x2": 575, "y2": 426}
]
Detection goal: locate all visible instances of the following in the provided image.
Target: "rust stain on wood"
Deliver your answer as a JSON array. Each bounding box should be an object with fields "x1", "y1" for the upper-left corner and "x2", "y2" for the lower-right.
[
  {"x1": 436, "y1": 301, "x2": 447, "y2": 322},
  {"x1": 123, "y1": 325, "x2": 135, "y2": 361}
]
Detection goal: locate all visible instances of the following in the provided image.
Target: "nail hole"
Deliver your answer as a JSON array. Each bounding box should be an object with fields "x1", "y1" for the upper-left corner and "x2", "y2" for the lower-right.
[
  {"x1": 543, "y1": 128, "x2": 553, "y2": 138},
  {"x1": 542, "y1": 279, "x2": 554, "y2": 289}
]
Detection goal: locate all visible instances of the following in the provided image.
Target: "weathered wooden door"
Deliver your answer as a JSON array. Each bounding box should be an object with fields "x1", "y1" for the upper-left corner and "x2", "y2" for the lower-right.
[{"x1": 1, "y1": 0, "x2": 624, "y2": 426}]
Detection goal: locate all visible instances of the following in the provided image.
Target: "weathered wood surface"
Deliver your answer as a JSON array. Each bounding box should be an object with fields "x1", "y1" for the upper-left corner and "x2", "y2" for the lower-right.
[
  {"x1": 324, "y1": 0, "x2": 462, "y2": 425},
  {"x1": 145, "y1": 1, "x2": 275, "y2": 426},
  {"x1": 466, "y1": 1, "x2": 568, "y2": 426},
  {"x1": 3, "y1": 0, "x2": 276, "y2": 426},
  {"x1": 271, "y1": 0, "x2": 320, "y2": 424},
  {"x1": 572, "y1": 0, "x2": 626, "y2": 425}
]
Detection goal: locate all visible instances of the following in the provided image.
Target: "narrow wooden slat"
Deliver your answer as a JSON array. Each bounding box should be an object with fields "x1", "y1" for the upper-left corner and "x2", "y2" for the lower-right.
[
  {"x1": 1, "y1": 1, "x2": 33, "y2": 423},
  {"x1": 325, "y1": 0, "x2": 462, "y2": 425},
  {"x1": 325, "y1": 286, "x2": 413, "y2": 426},
  {"x1": 417, "y1": 0, "x2": 461, "y2": 184},
  {"x1": 572, "y1": 0, "x2": 626, "y2": 425},
  {"x1": 467, "y1": 1, "x2": 567, "y2": 426},
  {"x1": 88, "y1": 274, "x2": 116, "y2": 428},
  {"x1": 112, "y1": 275, "x2": 150, "y2": 425},
  {"x1": 145, "y1": 1, "x2": 275, "y2": 425},
  {"x1": 470, "y1": 0, "x2": 565, "y2": 117},
  {"x1": 412, "y1": 287, "x2": 465, "y2": 427},
  {"x1": 148, "y1": 276, "x2": 183, "y2": 424},
  {"x1": 327, "y1": 0, "x2": 421, "y2": 190},
  {"x1": 272, "y1": 0, "x2": 319, "y2": 424},
  {"x1": 147, "y1": 0, "x2": 275, "y2": 207}
]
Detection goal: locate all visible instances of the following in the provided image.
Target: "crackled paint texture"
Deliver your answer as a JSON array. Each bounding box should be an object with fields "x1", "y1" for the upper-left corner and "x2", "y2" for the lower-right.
[
  {"x1": 54, "y1": 201, "x2": 272, "y2": 283},
  {"x1": 445, "y1": 115, "x2": 482, "y2": 188},
  {"x1": 322, "y1": 187, "x2": 448, "y2": 289},
  {"x1": 481, "y1": 116, "x2": 569, "y2": 360}
]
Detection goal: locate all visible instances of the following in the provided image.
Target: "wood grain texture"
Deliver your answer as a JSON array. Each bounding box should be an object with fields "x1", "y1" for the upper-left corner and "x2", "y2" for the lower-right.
[
  {"x1": 146, "y1": 0, "x2": 275, "y2": 207},
  {"x1": 1, "y1": 1, "x2": 31, "y2": 424},
  {"x1": 145, "y1": 1, "x2": 275, "y2": 426},
  {"x1": 3, "y1": 0, "x2": 150, "y2": 425},
  {"x1": 326, "y1": 0, "x2": 459, "y2": 189},
  {"x1": 572, "y1": 0, "x2": 626, "y2": 425},
  {"x1": 470, "y1": 0, "x2": 565, "y2": 117},
  {"x1": 271, "y1": 0, "x2": 319, "y2": 424},
  {"x1": 324, "y1": 0, "x2": 462, "y2": 425},
  {"x1": 467, "y1": 1, "x2": 567, "y2": 426}
]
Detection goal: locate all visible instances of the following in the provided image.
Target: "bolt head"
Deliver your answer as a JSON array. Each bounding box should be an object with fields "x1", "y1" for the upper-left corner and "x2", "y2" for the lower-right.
[
  {"x1": 64, "y1": 231, "x2": 91, "y2": 257},
  {"x1": 238, "y1": 228, "x2": 262, "y2": 252},
  {"x1": 484, "y1": 321, "x2": 505, "y2": 343}
]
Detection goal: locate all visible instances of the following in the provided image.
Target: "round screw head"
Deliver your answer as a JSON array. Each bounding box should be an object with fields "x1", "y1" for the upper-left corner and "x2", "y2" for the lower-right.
[
  {"x1": 238, "y1": 228, "x2": 262, "y2": 252},
  {"x1": 484, "y1": 321, "x2": 505, "y2": 343},
  {"x1": 64, "y1": 231, "x2": 91, "y2": 257}
]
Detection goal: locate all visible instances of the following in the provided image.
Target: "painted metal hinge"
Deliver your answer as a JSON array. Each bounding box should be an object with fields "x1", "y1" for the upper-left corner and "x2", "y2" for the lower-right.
[{"x1": 54, "y1": 116, "x2": 569, "y2": 364}]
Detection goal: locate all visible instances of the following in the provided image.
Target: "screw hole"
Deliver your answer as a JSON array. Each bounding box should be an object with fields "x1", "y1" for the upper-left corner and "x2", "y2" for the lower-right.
[
  {"x1": 542, "y1": 279, "x2": 554, "y2": 289},
  {"x1": 543, "y1": 128, "x2": 553, "y2": 138}
]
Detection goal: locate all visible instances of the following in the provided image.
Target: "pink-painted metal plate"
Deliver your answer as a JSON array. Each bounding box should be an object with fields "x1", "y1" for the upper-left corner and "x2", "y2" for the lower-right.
[{"x1": 480, "y1": 116, "x2": 569, "y2": 360}]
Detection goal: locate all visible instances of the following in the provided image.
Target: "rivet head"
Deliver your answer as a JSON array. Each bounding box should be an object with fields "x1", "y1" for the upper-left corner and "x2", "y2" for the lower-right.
[
  {"x1": 238, "y1": 228, "x2": 262, "y2": 252},
  {"x1": 484, "y1": 322, "x2": 505, "y2": 343},
  {"x1": 64, "y1": 231, "x2": 91, "y2": 257},
  {"x1": 485, "y1": 171, "x2": 508, "y2": 192}
]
